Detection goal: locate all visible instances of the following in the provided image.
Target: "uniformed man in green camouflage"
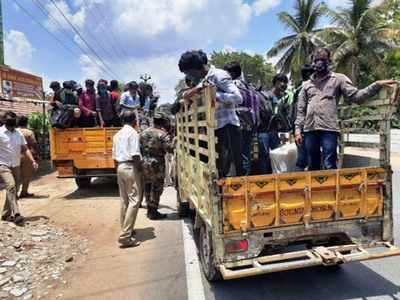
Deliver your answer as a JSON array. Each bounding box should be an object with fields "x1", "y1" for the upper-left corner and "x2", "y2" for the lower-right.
[{"x1": 140, "y1": 111, "x2": 173, "y2": 220}]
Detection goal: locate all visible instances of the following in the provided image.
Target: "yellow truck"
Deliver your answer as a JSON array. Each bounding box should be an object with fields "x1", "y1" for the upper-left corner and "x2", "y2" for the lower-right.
[
  {"x1": 175, "y1": 85, "x2": 400, "y2": 281},
  {"x1": 50, "y1": 127, "x2": 118, "y2": 188}
]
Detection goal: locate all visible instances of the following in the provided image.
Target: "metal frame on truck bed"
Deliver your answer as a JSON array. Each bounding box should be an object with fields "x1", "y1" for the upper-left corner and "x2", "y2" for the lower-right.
[{"x1": 175, "y1": 84, "x2": 400, "y2": 281}]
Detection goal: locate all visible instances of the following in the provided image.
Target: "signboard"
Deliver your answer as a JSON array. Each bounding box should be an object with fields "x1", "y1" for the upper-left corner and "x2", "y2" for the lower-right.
[{"x1": 0, "y1": 66, "x2": 43, "y2": 100}]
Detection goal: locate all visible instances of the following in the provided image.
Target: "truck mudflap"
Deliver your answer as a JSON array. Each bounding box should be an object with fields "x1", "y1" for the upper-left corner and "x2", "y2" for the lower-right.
[{"x1": 219, "y1": 242, "x2": 400, "y2": 280}]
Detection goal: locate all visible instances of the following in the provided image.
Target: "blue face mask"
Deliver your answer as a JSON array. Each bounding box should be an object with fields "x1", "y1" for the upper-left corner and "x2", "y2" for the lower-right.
[{"x1": 99, "y1": 88, "x2": 107, "y2": 95}]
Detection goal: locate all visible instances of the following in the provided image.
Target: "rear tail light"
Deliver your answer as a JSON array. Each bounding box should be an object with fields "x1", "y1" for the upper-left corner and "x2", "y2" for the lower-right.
[{"x1": 225, "y1": 239, "x2": 248, "y2": 253}]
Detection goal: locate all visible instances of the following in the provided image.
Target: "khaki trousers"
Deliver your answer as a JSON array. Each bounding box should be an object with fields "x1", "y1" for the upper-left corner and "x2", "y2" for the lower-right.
[
  {"x1": 117, "y1": 162, "x2": 142, "y2": 240},
  {"x1": 20, "y1": 157, "x2": 33, "y2": 195},
  {"x1": 0, "y1": 165, "x2": 20, "y2": 218}
]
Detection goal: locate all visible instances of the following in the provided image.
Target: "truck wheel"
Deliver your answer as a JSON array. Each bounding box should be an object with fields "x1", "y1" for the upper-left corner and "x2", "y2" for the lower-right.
[
  {"x1": 75, "y1": 178, "x2": 91, "y2": 189},
  {"x1": 177, "y1": 191, "x2": 189, "y2": 218},
  {"x1": 199, "y1": 225, "x2": 221, "y2": 282}
]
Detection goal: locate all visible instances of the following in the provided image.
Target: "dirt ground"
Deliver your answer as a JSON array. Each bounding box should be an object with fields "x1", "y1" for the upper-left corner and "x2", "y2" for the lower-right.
[{"x1": 1, "y1": 166, "x2": 186, "y2": 300}]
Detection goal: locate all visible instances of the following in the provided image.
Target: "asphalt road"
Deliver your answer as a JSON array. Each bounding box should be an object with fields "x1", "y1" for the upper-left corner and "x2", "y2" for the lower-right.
[{"x1": 14, "y1": 162, "x2": 400, "y2": 300}]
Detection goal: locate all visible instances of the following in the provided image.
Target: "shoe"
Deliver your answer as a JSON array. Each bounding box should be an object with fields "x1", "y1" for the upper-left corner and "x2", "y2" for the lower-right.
[
  {"x1": 131, "y1": 230, "x2": 136, "y2": 237},
  {"x1": 14, "y1": 214, "x2": 25, "y2": 226},
  {"x1": 19, "y1": 192, "x2": 34, "y2": 198},
  {"x1": 1, "y1": 215, "x2": 14, "y2": 222},
  {"x1": 147, "y1": 209, "x2": 167, "y2": 220},
  {"x1": 118, "y1": 237, "x2": 140, "y2": 248}
]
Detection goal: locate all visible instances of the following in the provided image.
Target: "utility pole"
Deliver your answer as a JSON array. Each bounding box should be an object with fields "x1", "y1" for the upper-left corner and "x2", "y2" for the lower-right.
[
  {"x1": 140, "y1": 74, "x2": 151, "y2": 84},
  {"x1": 0, "y1": 0, "x2": 4, "y2": 65}
]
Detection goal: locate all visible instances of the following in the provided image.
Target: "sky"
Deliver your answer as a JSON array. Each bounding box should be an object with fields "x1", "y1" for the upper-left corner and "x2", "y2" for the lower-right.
[{"x1": 3, "y1": 0, "x2": 354, "y2": 103}]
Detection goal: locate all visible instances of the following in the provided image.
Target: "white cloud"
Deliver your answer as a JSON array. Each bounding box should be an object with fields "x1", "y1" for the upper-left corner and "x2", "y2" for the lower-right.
[
  {"x1": 4, "y1": 30, "x2": 36, "y2": 72},
  {"x1": 45, "y1": 0, "x2": 86, "y2": 31},
  {"x1": 327, "y1": 0, "x2": 383, "y2": 8},
  {"x1": 42, "y1": 0, "x2": 260, "y2": 100},
  {"x1": 252, "y1": 0, "x2": 282, "y2": 16},
  {"x1": 79, "y1": 54, "x2": 103, "y2": 81}
]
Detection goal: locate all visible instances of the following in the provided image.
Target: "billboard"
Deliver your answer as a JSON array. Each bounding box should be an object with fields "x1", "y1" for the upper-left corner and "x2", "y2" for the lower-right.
[{"x1": 0, "y1": 66, "x2": 43, "y2": 100}]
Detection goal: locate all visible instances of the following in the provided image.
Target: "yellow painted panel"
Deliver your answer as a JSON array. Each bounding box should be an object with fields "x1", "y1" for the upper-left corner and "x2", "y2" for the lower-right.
[
  {"x1": 279, "y1": 192, "x2": 305, "y2": 224},
  {"x1": 366, "y1": 187, "x2": 383, "y2": 216},
  {"x1": 311, "y1": 190, "x2": 336, "y2": 221},
  {"x1": 250, "y1": 192, "x2": 276, "y2": 228},
  {"x1": 339, "y1": 188, "x2": 362, "y2": 218}
]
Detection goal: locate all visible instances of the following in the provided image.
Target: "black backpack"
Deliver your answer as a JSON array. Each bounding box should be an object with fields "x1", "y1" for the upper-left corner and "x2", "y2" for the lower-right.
[{"x1": 50, "y1": 107, "x2": 74, "y2": 129}]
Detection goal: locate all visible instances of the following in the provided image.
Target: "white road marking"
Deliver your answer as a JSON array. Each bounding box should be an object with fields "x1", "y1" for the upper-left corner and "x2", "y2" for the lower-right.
[{"x1": 182, "y1": 219, "x2": 206, "y2": 300}]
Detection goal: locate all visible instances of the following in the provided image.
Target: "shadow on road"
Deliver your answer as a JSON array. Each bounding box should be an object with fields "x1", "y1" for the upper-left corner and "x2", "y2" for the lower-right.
[
  {"x1": 135, "y1": 227, "x2": 156, "y2": 243},
  {"x1": 64, "y1": 177, "x2": 119, "y2": 200},
  {"x1": 207, "y1": 262, "x2": 400, "y2": 300}
]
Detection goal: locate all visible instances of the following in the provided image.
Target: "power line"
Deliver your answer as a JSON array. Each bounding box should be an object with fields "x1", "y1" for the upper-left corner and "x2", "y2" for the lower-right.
[
  {"x1": 81, "y1": 0, "x2": 124, "y2": 63},
  {"x1": 25, "y1": 0, "x2": 116, "y2": 80},
  {"x1": 95, "y1": 3, "x2": 131, "y2": 59},
  {"x1": 49, "y1": 0, "x2": 120, "y2": 79},
  {"x1": 36, "y1": 0, "x2": 120, "y2": 73},
  {"x1": 12, "y1": 0, "x2": 81, "y2": 59}
]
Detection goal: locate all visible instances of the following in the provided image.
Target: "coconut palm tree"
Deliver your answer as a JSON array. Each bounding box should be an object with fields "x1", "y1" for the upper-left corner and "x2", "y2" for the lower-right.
[
  {"x1": 267, "y1": 0, "x2": 327, "y2": 83},
  {"x1": 324, "y1": 0, "x2": 397, "y2": 84}
]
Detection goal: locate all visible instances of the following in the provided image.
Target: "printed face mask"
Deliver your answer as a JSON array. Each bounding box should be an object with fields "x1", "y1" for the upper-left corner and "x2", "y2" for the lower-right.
[{"x1": 313, "y1": 59, "x2": 330, "y2": 74}]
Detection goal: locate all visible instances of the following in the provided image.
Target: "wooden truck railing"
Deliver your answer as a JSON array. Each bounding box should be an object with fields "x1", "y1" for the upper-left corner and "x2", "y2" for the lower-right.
[{"x1": 176, "y1": 84, "x2": 400, "y2": 281}]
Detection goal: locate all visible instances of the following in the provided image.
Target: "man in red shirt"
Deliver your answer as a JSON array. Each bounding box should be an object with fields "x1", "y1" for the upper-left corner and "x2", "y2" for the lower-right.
[
  {"x1": 110, "y1": 80, "x2": 121, "y2": 126},
  {"x1": 79, "y1": 79, "x2": 97, "y2": 127}
]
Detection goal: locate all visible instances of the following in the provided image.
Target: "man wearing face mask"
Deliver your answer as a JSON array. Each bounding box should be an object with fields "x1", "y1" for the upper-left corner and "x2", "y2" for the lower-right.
[
  {"x1": 79, "y1": 79, "x2": 97, "y2": 127},
  {"x1": 96, "y1": 79, "x2": 118, "y2": 127},
  {"x1": 178, "y1": 50, "x2": 244, "y2": 178},
  {"x1": 0, "y1": 111, "x2": 38, "y2": 225},
  {"x1": 295, "y1": 48, "x2": 397, "y2": 170},
  {"x1": 257, "y1": 74, "x2": 289, "y2": 174}
]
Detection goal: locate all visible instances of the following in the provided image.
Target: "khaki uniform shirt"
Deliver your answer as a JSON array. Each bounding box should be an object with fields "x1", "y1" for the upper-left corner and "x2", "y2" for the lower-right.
[{"x1": 295, "y1": 72, "x2": 380, "y2": 133}]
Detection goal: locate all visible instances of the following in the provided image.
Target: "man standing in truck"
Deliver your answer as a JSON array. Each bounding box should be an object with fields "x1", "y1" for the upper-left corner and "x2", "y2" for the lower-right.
[
  {"x1": 178, "y1": 50, "x2": 244, "y2": 178},
  {"x1": 112, "y1": 110, "x2": 142, "y2": 248},
  {"x1": 295, "y1": 48, "x2": 397, "y2": 170}
]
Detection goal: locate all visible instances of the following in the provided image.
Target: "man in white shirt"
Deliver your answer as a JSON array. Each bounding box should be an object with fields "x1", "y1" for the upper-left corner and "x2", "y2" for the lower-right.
[
  {"x1": 112, "y1": 110, "x2": 142, "y2": 247},
  {"x1": 0, "y1": 111, "x2": 38, "y2": 225}
]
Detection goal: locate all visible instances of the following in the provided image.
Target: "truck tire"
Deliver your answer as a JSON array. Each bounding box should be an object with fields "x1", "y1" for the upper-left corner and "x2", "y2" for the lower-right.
[
  {"x1": 199, "y1": 225, "x2": 222, "y2": 282},
  {"x1": 75, "y1": 177, "x2": 91, "y2": 189}
]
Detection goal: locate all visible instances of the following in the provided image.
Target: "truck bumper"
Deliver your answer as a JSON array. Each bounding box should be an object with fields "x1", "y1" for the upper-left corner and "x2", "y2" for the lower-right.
[{"x1": 219, "y1": 242, "x2": 400, "y2": 280}]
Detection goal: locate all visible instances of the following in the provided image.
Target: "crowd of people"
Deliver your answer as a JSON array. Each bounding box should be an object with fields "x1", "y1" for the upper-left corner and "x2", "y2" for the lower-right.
[
  {"x1": 49, "y1": 79, "x2": 158, "y2": 130},
  {"x1": 1, "y1": 47, "x2": 396, "y2": 250},
  {"x1": 176, "y1": 48, "x2": 396, "y2": 177}
]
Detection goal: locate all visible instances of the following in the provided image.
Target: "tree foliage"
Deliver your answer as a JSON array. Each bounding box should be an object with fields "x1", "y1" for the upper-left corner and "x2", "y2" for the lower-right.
[
  {"x1": 209, "y1": 51, "x2": 275, "y2": 89},
  {"x1": 267, "y1": 0, "x2": 327, "y2": 83},
  {"x1": 322, "y1": 0, "x2": 397, "y2": 85}
]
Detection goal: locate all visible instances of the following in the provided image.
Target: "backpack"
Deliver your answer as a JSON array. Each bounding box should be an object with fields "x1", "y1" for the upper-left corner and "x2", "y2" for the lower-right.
[
  {"x1": 268, "y1": 90, "x2": 296, "y2": 133},
  {"x1": 49, "y1": 107, "x2": 74, "y2": 129},
  {"x1": 235, "y1": 80, "x2": 259, "y2": 132}
]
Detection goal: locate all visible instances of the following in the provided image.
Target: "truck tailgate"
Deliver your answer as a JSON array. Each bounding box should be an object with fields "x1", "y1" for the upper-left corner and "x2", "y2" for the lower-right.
[{"x1": 219, "y1": 167, "x2": 385, "y2": 233}]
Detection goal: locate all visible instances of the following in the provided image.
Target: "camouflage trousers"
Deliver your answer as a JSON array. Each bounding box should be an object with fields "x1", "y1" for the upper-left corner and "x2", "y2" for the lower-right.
[{"x1": 142, "y1": 157, "x2": 165, "y2": 210}]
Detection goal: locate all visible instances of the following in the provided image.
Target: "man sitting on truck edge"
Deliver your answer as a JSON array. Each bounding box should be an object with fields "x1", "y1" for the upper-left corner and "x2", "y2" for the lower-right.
[
  {"x1": 295, "y1": 47, "x2": 397, "y2": 171},
  {"x1": 112, "y1": 110, "x2": 142, "y2": 248},
  {"x1": 178, "y1": 50, "x2": 244, "y2": 178}
]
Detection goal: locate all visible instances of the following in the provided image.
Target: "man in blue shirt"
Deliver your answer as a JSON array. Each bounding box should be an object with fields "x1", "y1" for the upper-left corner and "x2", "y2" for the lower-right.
[
  {"x1": 119, "y1": 81, "x2": 141, "y2": 114},
  {"x1": 178, "y1": 50, "x2": 244, "y2": 178}
]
